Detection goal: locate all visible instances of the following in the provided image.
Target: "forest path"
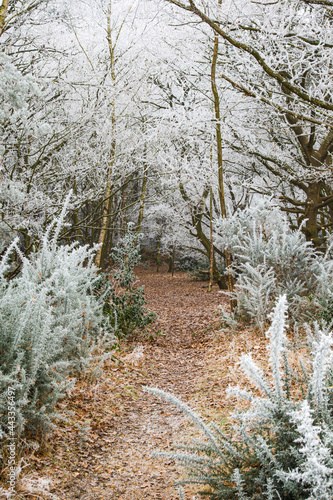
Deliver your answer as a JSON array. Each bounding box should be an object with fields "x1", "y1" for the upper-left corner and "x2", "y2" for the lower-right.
[{"x1": 29, "y1": 268, "x2": 248, "y2": 500}]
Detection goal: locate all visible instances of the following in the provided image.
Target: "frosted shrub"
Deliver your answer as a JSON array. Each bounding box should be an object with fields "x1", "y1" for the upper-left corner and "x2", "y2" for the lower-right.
[
  {"x1": 314, "y1": 239, "x2": 333, "y2": 323},
  {"x1": 111, "y1": 224, "x2": 143, "y2": 288},
  {"x1": 0, "y1": 199, "x2": 112, "y2": 442},
  {"x1": 236, "y1": 264, "x2": 275, "y2": 331},
  {"x1": 216, "y1": 201, "x2": 317, "y2": 326},
  {"x1": 146, "y1": 296, "x2": 333, "y2": 499},
  {"x1": 98, "y1": 224, "x2": 156, "y2": 336}
]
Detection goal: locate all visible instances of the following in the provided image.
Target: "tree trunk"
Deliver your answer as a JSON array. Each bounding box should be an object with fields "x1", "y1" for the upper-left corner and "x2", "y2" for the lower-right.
[
  {"x1": 156, "y1": 233, "x2": 162, "y2": 273},
  {"x1": 95, "y1": 2, "x2": 116, "y2": 268},
  {"x1": 211, "y1": 29, "x2": 236, "y2": 307},
  {"x1": 208, "y1": 186, "x2": 214, "y2": 292},
  {"x1": 0, "y1": 0, "x2": 9, "y2": 36},
  {"x1": 179, "y1": 183, "x2": 227, "y2": 289},
  {"x1": 194, "y1": 197, "x2": 227, "y2": 289},
  {"x1": 168, "y1": 245, "x2": 175, "y2": 276},
  {"x1": 134, "y1": 166, "x2": 148, "y2": 246},
  {"x1": 95, "y1": 175, "x2": 114, "y2": 268},
  {"x1": 303, "y1": 181, "x2": 324, "y2": 247}
]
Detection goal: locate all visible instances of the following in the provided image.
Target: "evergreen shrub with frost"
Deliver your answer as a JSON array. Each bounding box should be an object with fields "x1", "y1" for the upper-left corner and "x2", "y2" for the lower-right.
[
  {"x1": 216, "y1": 202, "x2": 319, "y2": 327},
  {"x1": 312, "y1": 235, "x2": 333, "y2": 324},
  {"x1": 0, "y1": 198, "x2": 112, "y2": 442},
  {"x1": 100, "y1": 224, "x2": 156, "y2": 336},
  {"x1": 146, "y1": 296, "x2": 333, "y2": 499}
]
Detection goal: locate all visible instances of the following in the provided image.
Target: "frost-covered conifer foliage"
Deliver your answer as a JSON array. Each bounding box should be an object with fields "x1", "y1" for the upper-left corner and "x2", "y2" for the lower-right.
[
  {"x1": 146, "y1": 296, "x2": 333, "y2": 499},
  {"x1": 0, "y1": 198, "x2": 112, "y2": 441}
]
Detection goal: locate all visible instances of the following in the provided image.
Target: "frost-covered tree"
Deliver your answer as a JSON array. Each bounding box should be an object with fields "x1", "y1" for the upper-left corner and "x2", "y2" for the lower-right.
[
  {"x1": 0, "y1": 0, "x2": 91, "y2": 254},
  {"x1": 160, "y1": 0, "x2": 333, "y2": 247},
  {"x1": 135, "y1": 13, "x2": 245, "y2": 284},
  {"x1": 0, "y1": 0, "x2": 170, "y2": 265}
]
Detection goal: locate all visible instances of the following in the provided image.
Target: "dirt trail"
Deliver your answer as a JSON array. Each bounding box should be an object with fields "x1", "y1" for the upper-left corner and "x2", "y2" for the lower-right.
[{"x1": 24, "y1": 269, "x2": 240, "y2": 500}]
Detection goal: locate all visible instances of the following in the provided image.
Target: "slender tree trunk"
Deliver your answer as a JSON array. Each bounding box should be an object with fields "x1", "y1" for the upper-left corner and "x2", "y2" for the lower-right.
[
  {"x1": 156, "y1": 233, "x2": 162, "y2": 272},
  {"x1": 95, "y1": 1, "x2": 116, "y2": 268},
  {"x1": 168, "y1": 245, "x2": 175, "y2": 276},
  {"x1": 72, "y1": 180, "x2": 82, "y2": 243},
  {"x1": 0, "y1": 0, "x2": 9, "y2": 36},
  {"x1": 179, "y1": 182, "x2": 227, "y2": 289},
  {"x1": 120, "y1": 183, "x2": 128, "y2": 236},
  {"x1": 303, "y1": 181, "x2": 324, "y2": 248},
  {"x1": 101, "y1": 208, "x2": 114, "y2": 268},
  {"x1": 208, "y1": 186, "x2": 214, "y2": 292},
  {"x1": 95, "y1": 170, "x2": 114, "y2": 268},
  {"x1": 211, "y1": 38, "x2": 225, "y2": 218},
  {"x1": 134, "y1": 166, "x2": 148, "y2": 246},
  {"x1": 195, "y1": 210, "x2": 227, "y2": 289},
  {"x1": 211, "y1": 29, "x2": 236, "y2": 310}
]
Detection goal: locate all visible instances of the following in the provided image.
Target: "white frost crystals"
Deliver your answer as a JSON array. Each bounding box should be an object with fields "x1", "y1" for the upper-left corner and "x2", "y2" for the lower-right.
[
  {"x1": 0, "y1": 194, "x2": 113, "y2": 440},
  {"x1": 0, "y1": 53, "x2": 39, "y2": 123},
  {"x1": 216, "y1": 202, "x2": 333, "y2": 328},
  {"x1": 277, "y1": 401, "x2": 333, "y2": 500}
]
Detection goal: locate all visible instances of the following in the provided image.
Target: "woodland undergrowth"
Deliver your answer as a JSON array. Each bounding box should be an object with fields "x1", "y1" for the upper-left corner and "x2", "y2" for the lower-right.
[
  {"x1": 0, "y1": 201, "x2": 155, "y2": 482},
  {"x1": 147, "y1": 296, "x2": 333, "y2": 499},
  {"x1": 216, "y1": 202, "x2": 333, "y2": 331}
]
